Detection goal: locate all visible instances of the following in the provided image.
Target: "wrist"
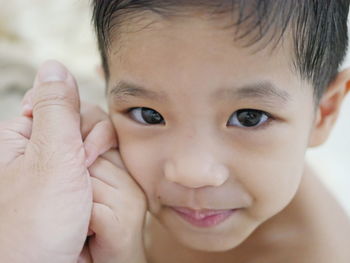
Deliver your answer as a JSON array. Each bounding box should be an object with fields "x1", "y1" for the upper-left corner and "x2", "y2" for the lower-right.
[
  {"x1": 90, "y1": 235, "x2": 148, "y2": 263},
  {"x1": 93, "y1": 249, "x2": 148, "y2": 263},
  {"x1": 118, "y1": 250, "x2": 148, "y2": 263},
  {"x1": 116, "y1": 222, "x2": 148, "y2": 263},
  {"x1": 116, "y1": 238, "x2": 148, "y2": 263}
]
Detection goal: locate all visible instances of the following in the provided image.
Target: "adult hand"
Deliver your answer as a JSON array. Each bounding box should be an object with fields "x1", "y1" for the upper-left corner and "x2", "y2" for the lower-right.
[{"x1": 0, "y1": 61, "x2": 115, "y2": 263}]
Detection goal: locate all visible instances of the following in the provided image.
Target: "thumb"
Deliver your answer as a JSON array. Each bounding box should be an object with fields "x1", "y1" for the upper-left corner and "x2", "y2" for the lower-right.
[{"x1": 29, "y1": 60, "x2": 83, "y2": 152}]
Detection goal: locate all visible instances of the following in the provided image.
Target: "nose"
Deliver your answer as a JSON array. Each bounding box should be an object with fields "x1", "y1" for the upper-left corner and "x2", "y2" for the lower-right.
[{"x1": 164, "y1": 150, "x2": 230, "y2": 189}]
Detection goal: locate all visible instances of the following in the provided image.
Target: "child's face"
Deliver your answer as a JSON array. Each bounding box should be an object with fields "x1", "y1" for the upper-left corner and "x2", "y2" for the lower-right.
[{"x1": 107, "y1": 16, "x2": 316, "y2": 251}]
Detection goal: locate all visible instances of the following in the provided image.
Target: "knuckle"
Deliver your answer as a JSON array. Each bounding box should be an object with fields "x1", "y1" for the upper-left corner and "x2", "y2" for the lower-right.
[
  {"x1": 0, "y1": 121, "x2": 9, "y2": 132},
  {"x1": 81, "y1": 104, "x2": 108, "y2": 137},
  {"x1": 28, "y1": 140, "x2": 85, "y2": 168},
  {"x1": 101, "y1": 150, "x2": 124, "y2": 168},
  {"x1": 84, "y1": 139, "x2": 99, "y2": 154},
  {"x1": 33, "y1": 82, "x2": 77, "y2": 110},
  {"x1": 0, "y1": 119, "x2": 17, "y2": 131},
  {"x1": 98, "y1": 120, "x2": 117, "y2": 140},
  {"x1": 25, "y1": 145, "x2": 89, "y2": 189},
  {"x1": 84, "y1": 121, "x2": 116, "y2": 152},
  {"x1": 99, "y1": 119, "x2": 114, "y2": 129},
  {"x1": 93, "y1": 202, "x2": 119, "y2": 224},
  {"x1": 0, "y1": 117, "x2": 32, "y2": 138},
  {"x1": 89, "y1": 157, "x2": 110, "y2": 174},
  {"x1": 12, "y1": 116, "x2": 33, "y2": 129},
  {"x1": 33, "y1": 94, "x2": 72, "y2": 111},
  {"x1": 91, "y1": 120, "x2": 114, "y2": 139}
]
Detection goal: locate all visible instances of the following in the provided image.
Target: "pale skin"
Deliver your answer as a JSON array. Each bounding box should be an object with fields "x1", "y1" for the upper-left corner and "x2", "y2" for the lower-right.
[
  {"x1": 0, "y1": 61, "x2": 147, "y2": 263},
  {"x1": 104, "y1": 14, "x2": 350, "y2": 262},
  {"x1": 1, "y1": 12, "x2": 350, "y2": 263}
]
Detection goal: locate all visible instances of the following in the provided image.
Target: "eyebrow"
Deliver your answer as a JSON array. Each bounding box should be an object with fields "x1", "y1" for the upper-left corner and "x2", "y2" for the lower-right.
[
  {"x1": 109, "y1": 80, "x2": 291, "y2": 105},
  {"x1": 215, "y1": 81, "x2": 291, "y2": 105},
  {"x1": 109, "y1": 81, "x2": 167, "y2": 101}
]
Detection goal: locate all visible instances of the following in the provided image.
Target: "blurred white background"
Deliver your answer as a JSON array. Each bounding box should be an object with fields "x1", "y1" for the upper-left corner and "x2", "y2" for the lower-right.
[{"x1": 0, "y1": 0, "x2": 349, "y2": 216}]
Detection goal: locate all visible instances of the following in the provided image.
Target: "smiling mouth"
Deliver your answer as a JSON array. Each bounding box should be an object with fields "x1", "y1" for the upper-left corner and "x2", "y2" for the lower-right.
[{"x1": 171, "y1": 207, "x2": 239, "y2": 228}]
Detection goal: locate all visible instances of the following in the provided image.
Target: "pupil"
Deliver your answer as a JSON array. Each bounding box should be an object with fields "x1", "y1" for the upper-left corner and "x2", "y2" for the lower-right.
[
  {"x1": 142, "y1": 108, "x2": 163, "y2": 124},
  {"x1": 237, "y1": 110, "x2": 262, "y2": 127}
]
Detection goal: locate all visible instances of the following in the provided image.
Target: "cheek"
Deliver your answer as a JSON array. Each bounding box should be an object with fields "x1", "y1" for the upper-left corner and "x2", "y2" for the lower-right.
[
  {"x1": 235, "y1": 123, "x2": 311, "y2": 220},
  {"x1": 118, "y1": 136, "x2": 163, "y2": 207},
  {"x1": 242, "y1": 152, "x2": 304, "y2": 220}
]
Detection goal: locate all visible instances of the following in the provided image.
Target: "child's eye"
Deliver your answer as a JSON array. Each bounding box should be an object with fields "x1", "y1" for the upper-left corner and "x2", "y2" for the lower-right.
[
  {"x1": 128, "y1": 107, "x2": 165, "y2": 125},
  {"x1": 227, "y1": 109, "x2": 270, "y2": 128}
]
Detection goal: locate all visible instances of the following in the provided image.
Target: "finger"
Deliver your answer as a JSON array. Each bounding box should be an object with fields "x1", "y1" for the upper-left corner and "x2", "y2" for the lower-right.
[
  {"x1": 89, "y1": 178, "x2": 145, "y2": 247},
  {"x1": 0, "y1": 117, "x2": 32, "y2": 140},
  {"x1": 88, "y1": 202, "x2": 145, "y2": 262},
  {"x1": 101, "y1": 149, "x2": 126, "y2": 169},
  {"x1": 0, "y1": 117, "x2": 33, "y2": 164},
  {"x1": 21, "y1": 88, "x2": 34, "y2": 117},
  {"x1": 80, "y1": 102, "x2": 107, "y2": 139},
  {"x1": 29, "y1": 60, "x2": 83, "y2": 152},
  {"x1": 90, "y1": 176, "x2": 121, "y2": 213},
  {"x1": 84, "y1": 120, "x2": 117, "y2": 167},
  {"x1": 89, "y1": 161, "x2": 146, "y2": 213},
  {"x1": 89, "y1": 157, "x2": 134, "y2": 190},
  {"x1": 98, "y1": 152, "x2": 148, "y2": 210},
  {"x1": 90, "y1": 202, "x2": 120, "y2": 241}
]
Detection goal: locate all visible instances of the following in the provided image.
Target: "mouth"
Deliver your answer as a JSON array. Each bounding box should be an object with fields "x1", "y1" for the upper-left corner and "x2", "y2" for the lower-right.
[{"x1": 171, "y1": 206, "x2": 239, "y2": 228}]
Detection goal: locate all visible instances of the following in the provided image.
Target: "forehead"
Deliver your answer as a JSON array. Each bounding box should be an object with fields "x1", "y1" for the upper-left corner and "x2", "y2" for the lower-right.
[{"x1": 107, "y1": 14, "x2": 307, "y2": 101}]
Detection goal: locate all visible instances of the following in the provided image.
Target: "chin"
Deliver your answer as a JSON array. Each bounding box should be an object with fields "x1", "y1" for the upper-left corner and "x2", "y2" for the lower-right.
[
  {"x1": 164, "y1": 222, "x2": 258, "y2": 253},
  {"x1": 172, "y1": 230, "x2": 249, "y2": 252},
  {"x1": 155, "y1": 206, "x2": 262, "y2": 253}
]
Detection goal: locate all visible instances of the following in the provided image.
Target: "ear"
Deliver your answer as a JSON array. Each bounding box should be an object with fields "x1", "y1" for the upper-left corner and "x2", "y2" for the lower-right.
[{"x1": 308, "y1": 69, "x2": 350, "y2": 147}]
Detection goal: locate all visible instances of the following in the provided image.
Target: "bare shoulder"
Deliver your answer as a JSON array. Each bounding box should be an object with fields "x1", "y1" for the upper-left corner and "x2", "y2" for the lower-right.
[
  {"x1": 286, "y1": 164, "x2": 350, "y2": 263},
  {"x1": 254, "y1": 164, "x2": 350, "y2": 263}
]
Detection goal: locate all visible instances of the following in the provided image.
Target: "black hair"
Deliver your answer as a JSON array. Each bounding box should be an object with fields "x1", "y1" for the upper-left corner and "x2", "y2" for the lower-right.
[{"x1": 91, "y1": 0, "x2": 350, "y2": 102}]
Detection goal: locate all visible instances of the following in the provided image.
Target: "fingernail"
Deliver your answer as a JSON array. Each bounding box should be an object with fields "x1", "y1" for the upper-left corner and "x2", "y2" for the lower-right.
[
  {"x1": 38, "y1": 60, "x2": 68, "y2": 83},
  {"x1": 22, "y1": 104, "x2": 33, "y2": 115}
]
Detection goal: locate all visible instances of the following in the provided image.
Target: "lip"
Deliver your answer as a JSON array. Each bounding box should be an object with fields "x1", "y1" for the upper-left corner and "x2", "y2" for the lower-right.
[{"x1": 171, "y1": 207, "x2": 238, "y2": 228}]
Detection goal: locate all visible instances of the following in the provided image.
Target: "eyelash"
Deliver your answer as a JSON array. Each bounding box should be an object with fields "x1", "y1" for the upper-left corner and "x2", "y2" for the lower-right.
[
  {"x1": 126, "y1": 107, "x2": 274, "y2": 130},
  {"x1": 228, "y1": 109, "x2": 274, "y2": 130}
]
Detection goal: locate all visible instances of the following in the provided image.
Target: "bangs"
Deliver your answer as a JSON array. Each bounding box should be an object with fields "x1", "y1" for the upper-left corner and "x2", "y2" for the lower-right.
[{"x1": 92, "y1": 0, "x2": 349, "y2": 102}]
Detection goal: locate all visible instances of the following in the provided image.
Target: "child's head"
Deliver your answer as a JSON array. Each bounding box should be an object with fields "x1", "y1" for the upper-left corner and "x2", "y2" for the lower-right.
[{"x1": 92, "y1": 0, "x2": 350, "y2": 251}]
